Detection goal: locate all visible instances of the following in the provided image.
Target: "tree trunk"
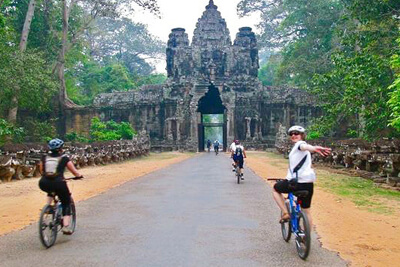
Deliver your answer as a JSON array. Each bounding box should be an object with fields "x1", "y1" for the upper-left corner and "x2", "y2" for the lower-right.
[
  {"x1": 7, "y1": 0, "x2": 36, "y2": 124},
  {"x1": 56, "y1": 0, "x2": 76, "y2": 136}
]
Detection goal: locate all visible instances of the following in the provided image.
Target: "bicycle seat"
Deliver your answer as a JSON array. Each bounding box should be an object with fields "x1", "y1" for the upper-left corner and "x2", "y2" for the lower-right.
[{"x1": 293, "y1": 190, "x2": 309, "y2": 197}]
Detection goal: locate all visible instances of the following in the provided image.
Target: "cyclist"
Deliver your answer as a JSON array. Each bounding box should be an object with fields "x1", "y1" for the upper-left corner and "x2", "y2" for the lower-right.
[
  {"x1": 213, "y1": 139, "x2": 220, "y2": 154},
  {"x1": 272, "y1": 126, "x2": 331, "y2": 228},
  {"x1": 231, "y1": 140, "x2": 247, "y2": 180},
  {"x1": 38, "y1": 138, "x2": 83, "y2": 235},
  {"x1": 206, "y1": 139, "x2": 212, "y2": 152},
  {"x1": 229, "y1": 139, "x2": 237, "y2": 171}
]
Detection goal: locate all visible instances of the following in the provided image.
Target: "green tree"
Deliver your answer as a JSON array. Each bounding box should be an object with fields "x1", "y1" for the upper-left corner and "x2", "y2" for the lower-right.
[
  {"x1": 388, "y1": 37, "x2": 400, "y2": 131},
  {"x1": 90, "y1": 117, "x2": 136, "y2": 141}
]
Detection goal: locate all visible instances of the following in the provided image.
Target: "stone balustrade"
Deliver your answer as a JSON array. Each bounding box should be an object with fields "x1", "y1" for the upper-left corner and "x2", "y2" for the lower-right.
[{"x1": 0, "y1": 134, "x2": 150, "y2": 183}]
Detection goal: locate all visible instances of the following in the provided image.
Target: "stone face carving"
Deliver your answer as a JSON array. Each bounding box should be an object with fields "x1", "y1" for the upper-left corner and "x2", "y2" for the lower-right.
[{"x1": 65, "y1": 0, "x2": 320, "y2": 151}]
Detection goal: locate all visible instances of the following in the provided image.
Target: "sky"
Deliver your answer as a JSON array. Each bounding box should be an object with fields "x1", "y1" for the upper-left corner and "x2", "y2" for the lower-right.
[{"x1": 130, "y1": 0, "x2": 260, "y2": 73}]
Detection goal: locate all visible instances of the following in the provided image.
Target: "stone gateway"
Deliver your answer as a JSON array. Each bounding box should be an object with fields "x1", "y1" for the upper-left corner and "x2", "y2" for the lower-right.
[{"x1": 65, "y1": 0, "x2": 320, "y2": 152}]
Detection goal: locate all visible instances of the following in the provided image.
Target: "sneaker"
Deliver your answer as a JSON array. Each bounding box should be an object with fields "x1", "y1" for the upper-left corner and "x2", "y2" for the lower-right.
[
  {"x1": 62, "y1": 226, "x2": 73, "y2": 235},
  {"x1": 240, "y1": 173, "x2": 244, "y2": 177},
  {"x1": 241, "y1": 177, "x2": 244, "y2": 180},
  {"x1": 232, "y1": 169, "x2": 236, "y2": 172}
]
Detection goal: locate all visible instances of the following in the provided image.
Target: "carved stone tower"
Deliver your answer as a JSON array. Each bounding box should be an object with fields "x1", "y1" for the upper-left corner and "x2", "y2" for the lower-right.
[{"x1": 67, "y1": 0, "x2": 320, "y2": 152}]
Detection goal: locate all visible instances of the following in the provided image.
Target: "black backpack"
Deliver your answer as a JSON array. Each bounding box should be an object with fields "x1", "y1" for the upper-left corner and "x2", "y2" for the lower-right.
[{"x1": 235, "y1": 147, "x2": 243, "y2": 156}]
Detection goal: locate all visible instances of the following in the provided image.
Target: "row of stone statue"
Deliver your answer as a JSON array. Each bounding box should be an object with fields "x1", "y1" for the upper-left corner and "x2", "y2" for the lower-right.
[
  {"x1": 0, "y1": 135, "x2": 150, "y2": 183},
  {"x1": 276, "y1": 138, "x2": 400, "y2": 189}
]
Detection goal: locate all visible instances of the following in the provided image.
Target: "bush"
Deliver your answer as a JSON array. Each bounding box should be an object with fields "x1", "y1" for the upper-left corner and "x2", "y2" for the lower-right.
[
  {"x1": 90, "y1": 117, "x2": 136, "y2": 141},
  {"x1": 65, "y1": 132, "x2": 90, "y2": 143},
  {"x1": 0, "y1": 119, "x2": 24, "y2": 146},
  {"x1": 22, "y1": 118, "x2": 56, "y2": 142}
]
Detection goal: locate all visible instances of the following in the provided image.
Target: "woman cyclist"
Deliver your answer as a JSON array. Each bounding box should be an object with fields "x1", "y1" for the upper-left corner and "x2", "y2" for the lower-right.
[
  {"x1": 231, "y1": 140, "x2": 247, "y2": 180},
  {"x1": 272, "y1": 126, "x2": 331, "y2": 228},
  {"x1": 39, "y1": 138, "x2": 82, "y2": 235}
]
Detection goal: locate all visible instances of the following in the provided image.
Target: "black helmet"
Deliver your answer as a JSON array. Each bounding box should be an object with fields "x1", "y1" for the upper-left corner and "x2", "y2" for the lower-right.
[{"x1": 48, "y1": 138, "x2": 64, "y2": 151}]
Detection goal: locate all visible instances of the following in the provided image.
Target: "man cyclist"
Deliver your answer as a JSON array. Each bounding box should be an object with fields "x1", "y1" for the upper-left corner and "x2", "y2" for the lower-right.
[
  {"x1": 230, "y1": 139, "x2": 237, "y2": 171},
  {"x1": 213, "y1": 139, "x2": 220, "y2": 154},
  {"x1": 38, "y1": 138, "x2": 83, "y2": 235},
  {"x1": 231, "y1": 140, "x2": 246, "y2": 180},
  {"x1": 206, "y1": 139, "x2": 212, "y2": 152}
]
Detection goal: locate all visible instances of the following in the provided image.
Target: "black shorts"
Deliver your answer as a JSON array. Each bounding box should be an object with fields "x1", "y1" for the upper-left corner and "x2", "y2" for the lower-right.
[
  {"x1": 39, "y1": 177, "x2": 71, "y2": 215},
  {"x1": 273, "y1": 180, "x2": 314, "y2": 209},
  {"x1": 234, "y1": 156, "x2": 244, "y2": 168}
]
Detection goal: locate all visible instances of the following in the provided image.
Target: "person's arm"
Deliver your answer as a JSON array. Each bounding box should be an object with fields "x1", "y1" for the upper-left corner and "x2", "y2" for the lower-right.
[
  {"x1": 66, "y1": 161, "x2": 82, "y2": 177},
  {"x1": 299, "y1": 143, "x2": 331, "y2": 156},
  {"x1": 243, "y1": 149, "x2": 247, "y2": 158},
  {"x1": 39, "y1": 162, "x2": 43, "y2": 174}
]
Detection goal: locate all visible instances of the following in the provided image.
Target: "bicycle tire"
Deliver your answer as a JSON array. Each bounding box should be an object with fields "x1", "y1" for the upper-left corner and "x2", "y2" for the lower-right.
[
  {"x1": 281, "y1": 201, "x2": 292, "y2": 242},
  {"x1": 69, "y1": 198, "x2": 77, "y2": 234},
  {"x1": 295, "y1": 211, "x2": 311, "y2": 260},
  {"x1": 39, "y1": 204, "x2": 57, "y2": 248}
]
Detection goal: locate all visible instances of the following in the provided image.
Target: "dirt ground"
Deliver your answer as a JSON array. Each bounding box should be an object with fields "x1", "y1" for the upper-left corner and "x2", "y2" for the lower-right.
[{"x1": 1, "y1": 151, "x2": 399, "y2": 266}]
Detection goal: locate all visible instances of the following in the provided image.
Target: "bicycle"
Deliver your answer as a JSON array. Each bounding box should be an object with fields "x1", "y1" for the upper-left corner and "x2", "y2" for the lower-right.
[
  {"x1": 267, "y1": 178, "x2": 311, "y2": 260},
  {"x1": 235, "y1": 164, "x2": 241, "y2": 184},
  {"x1": 39, "y1": 176, "x2": 82, "y2": 248}
]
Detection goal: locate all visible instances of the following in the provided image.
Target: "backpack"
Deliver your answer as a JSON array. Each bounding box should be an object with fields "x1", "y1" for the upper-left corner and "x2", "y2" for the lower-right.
[
  {"x1": 44, "y1": 156, "x2": 62, "y2": 178},
  {"x1": 235, "y1": 146, "x2": 243, "y2": 157}
]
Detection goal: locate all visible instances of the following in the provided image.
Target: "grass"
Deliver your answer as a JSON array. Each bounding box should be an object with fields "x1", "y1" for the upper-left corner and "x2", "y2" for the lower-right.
[
  {"x1": 249, "y1": 151, "x2": 400, "y2": 215},
  {"x1": 317, "y1": 170, "x2": 400, "y2": 215}
]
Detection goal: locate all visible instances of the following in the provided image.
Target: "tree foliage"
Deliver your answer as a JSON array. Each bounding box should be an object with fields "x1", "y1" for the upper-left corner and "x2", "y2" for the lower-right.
[
  {"x1": 0, "y1": 0, "x2": 163, "y2": 142},
  {"x1": 89, "y1": 117, "x2": 136, "y2": 141},
  {"x1": 239, "y1": 0, "x2": 400, "y2": 139}
]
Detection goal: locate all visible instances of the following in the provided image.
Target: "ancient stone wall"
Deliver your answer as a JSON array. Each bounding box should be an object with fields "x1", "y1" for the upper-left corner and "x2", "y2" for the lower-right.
[{"x1": 0, "y1": 133, "x2": 150, "y2": 183}]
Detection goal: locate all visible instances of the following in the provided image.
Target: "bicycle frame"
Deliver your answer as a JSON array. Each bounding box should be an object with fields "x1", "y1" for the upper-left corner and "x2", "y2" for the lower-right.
[{"x1": 287, "y1": 192, "x2": 301, "y2": 235}]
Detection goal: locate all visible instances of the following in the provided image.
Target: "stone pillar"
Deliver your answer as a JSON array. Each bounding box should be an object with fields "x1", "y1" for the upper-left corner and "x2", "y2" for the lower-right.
[
  {"x1": 189, "y1": 101, "x2": 199, "y2": 142},
  {"x1": 226, "y1": 105, "x2": 235, "y2": 141},
  {"x1": 176, "y1": 120, "x2": 181, "y2": 141},
  {"x1": 245, "y1": 117, "x2": 251, "y2": 140},
  {"x1": 258, "y1": 118, "x2": 263, "y2": 139},
  {"x1": 166, "y1": 119, "x2": 173, "y2": 141}
]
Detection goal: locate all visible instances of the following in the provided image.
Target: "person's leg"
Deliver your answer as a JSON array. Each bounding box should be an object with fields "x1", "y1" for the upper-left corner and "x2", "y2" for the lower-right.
[
  {"x1": 302, "y1": 208, "x2": 313, "y2": 230},
  {"x1": 273, "y1": 181, "x2": 290, "y2": 221},
  {"x1": 56, "y1": 181, "x2": 72, "y2": 228},
  {"x1": 273, "y1": 189, "x2": 288, "y2": 213},
  {"x1": 298, "y1": 183, "x2": 313, "y2": 229}
]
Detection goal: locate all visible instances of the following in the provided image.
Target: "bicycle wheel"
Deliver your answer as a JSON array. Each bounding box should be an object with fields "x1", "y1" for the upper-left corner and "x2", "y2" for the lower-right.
[
  {"x1": 295, "y1": 211, "x2": 311, "y2": 260},
  {"x1": 281, "y1": 201, "x2": 292, "y2": 242},
  {"x1": 69, "y1": 198, "x2": 77, "y2": 234},
  {"x1": 39, "y1": 205, "x2": 58, "y2": 248}
]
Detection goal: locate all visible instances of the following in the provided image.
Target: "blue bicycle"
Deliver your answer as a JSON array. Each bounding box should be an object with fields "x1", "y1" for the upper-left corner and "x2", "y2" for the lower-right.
[{"x1": 268, "y1": 178, "x2": 311, "y2": 260}]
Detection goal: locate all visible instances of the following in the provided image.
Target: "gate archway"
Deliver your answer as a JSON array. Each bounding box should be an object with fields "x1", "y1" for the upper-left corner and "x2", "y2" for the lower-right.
[{"x1": 197, "y1": 84, "x2": 227, "y2": 152}]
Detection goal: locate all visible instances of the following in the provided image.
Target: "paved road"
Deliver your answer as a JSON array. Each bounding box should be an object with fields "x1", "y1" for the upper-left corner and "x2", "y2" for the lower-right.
[{"x1": 0, "y1": 153, "x2": 346, "y2": 266}]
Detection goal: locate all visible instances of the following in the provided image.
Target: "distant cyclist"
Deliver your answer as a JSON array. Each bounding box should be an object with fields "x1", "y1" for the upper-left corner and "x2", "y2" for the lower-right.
[
  {"x1": 213, "y1": 140, "x2": 220, "y2": 155},
  {"x1": 38, "y1": 138, "x2": 83, "y2": 235},
  {"x1": 231, "y1": 140, "x2": 247, "y2": 180},
  {"x1": 230, "y1": 139, "x2": 237, "y2": 171},
  {"x1": 206, "y1": 139, "x2": 212, "y2": 152}
]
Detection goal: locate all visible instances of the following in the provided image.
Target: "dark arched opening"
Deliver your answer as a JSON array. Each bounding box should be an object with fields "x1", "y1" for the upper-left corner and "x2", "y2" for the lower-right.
[{"x1": 197, "y1": 85, "x2": 227, "y2": 152}]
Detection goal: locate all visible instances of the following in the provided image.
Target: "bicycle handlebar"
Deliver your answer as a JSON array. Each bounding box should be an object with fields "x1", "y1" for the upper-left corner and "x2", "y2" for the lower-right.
[
  {"x1": 65, "y1": 176, "x2": 84, "y2": 180},
  {"x1": 267, "y1": 177, "x2": 284, "y2": 181}
]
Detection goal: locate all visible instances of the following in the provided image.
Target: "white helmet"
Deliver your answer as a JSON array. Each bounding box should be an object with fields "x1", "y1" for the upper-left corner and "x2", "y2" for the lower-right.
[{"x1": 288, "y1": 125, "x2": 305, "y2": 134}]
